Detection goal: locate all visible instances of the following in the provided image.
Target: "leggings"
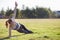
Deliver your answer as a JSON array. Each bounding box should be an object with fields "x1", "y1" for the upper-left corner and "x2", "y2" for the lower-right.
[{"x1": 17, "y1": 24, "x2": 33, "y2": 34}]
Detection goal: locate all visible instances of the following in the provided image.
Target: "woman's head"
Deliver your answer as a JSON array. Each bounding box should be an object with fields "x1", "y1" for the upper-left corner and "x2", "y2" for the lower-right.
[
  {"x1": 8, "y1": 19, "x2": 12, "y2": 24},
  {"x1": 5, "y1": 19, "x2": 12, "y2": 28}
]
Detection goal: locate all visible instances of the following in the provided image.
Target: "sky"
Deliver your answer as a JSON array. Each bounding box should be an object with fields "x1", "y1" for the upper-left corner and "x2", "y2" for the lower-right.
[{"x1": 0, "y1": 0, "x2": 60, "y2": 11}]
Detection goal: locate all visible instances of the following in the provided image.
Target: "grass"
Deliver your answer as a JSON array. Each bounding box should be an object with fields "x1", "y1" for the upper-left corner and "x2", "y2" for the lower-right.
[{"x1": 0, "y1": 19, "x2": 60, "y2": 40}]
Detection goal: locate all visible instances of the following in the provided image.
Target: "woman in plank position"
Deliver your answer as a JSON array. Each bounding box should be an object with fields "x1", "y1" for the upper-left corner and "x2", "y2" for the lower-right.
[
  {"x1": 5, "y1": 2, "x2": 33, "y2": 35},
  {"x1": 5, "y1": 19, "x2": 33, "y2": 34}
]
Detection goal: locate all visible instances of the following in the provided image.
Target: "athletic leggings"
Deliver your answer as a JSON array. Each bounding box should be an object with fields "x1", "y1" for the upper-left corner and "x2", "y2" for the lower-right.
[{"x1": 17, "y1": 24, "x2": 33, "y2": 34}]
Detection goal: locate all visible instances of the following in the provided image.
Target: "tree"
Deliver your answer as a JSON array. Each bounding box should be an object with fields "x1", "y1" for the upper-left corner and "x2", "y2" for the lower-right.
[
  {"x1": 5, "y1": 8, "x2": 13, "y2": 18},
  {"x1": 0, "y1": 8, "x2": 5, "y2": 15},
  {"x1": 21, "y1": 7, "x2": 53, "y2": 18},
  {"x1": 35, "y1": 7, "x2": 49, "y2": 18},
  {"x1": 16, "y1": 9, "x2": 22, "y2": 18}
]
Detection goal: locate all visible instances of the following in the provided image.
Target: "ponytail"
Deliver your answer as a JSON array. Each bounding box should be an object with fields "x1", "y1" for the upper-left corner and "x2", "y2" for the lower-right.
[{"x1": 5, "y1": 21, "x2": 8, "y2": 28}]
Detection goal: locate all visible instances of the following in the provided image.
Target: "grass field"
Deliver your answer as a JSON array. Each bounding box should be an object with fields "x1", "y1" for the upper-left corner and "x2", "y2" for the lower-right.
[{"x1": 0, "y1": 19, "x2": 60, "y2": 40}]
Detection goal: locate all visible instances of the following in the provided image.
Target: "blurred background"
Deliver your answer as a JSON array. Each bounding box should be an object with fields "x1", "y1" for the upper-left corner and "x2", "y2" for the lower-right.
[{"x1": 0, "y1": 0, "x2": 60, "y2": 19}]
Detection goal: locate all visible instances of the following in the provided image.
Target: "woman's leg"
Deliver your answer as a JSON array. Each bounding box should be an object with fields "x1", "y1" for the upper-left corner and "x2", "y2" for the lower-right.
[
  {"x1": 17, "y1": 25, "x2": 29, "y2": 33},
  {"x1": 17, "y1": 27, "x2": 24, "y2": 33},
  {"x1": 20, "y1": 24, "x2": 33, "y2": 33},
  {"x1": 17, "y1": 24, "x2": 33, "y2": 33},
  {"x1": 21, "y1": 24, "x2": 28, "y2": 31}
]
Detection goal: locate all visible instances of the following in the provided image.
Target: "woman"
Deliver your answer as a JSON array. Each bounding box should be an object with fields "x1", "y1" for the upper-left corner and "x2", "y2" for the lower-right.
[{"x1": 5, "y1": 19, "x2": 33, "y2": 34}]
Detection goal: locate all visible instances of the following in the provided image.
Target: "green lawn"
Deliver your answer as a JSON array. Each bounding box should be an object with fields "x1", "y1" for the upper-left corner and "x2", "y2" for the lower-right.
[{"x1": 0, "y1": 19, "x2": 60, "y2": 40}]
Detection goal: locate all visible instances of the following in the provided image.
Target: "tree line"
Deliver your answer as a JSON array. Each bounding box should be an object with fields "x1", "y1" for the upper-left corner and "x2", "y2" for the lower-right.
[{"x1": 0, "y1": 7, "x2": 59, "y2": 19}]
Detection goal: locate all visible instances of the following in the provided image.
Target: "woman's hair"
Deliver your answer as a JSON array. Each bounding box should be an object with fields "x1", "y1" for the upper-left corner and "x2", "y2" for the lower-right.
[
  {"x1": 8, "y1": 19, "x2": 12, "y2": 24},
  {"x1": 5, "y1": 19, "x2": 12, "y2": 27}
]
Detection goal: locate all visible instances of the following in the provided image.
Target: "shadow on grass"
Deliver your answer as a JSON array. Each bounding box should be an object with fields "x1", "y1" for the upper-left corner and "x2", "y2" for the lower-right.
[
  {"x1": 0, "y1": 32, "x2": 34, "y2": 40},
  {"x1": 0, "y1": 34, "x2": 26, "y2": 40}
]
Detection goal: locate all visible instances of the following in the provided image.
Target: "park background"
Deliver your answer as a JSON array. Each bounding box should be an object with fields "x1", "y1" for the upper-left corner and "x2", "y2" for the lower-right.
[
  {"x1": 0, "y1": 6, "x2": 60, "y2": 19},
  {"x1": 0, "y1": 0, "x2": 60, "y2": 19}
]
